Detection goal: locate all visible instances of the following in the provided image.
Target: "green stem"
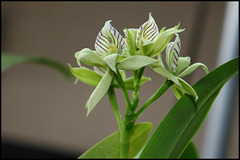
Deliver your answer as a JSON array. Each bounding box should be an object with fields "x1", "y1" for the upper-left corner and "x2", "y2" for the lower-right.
[
  {"x1": 135, "y1": 80, "x2": 173, "y2": 119},
  {"x1": 120, "y1": 108, "x2": 135, "y2": 158},
  {"x1": 132, "y1": 67, "x2": 145, "y2": 111},
  {"x1": 108, "y1": 86, "x2": 123, "y2": 132},
  {"x1": 114, "y1": 69, "x2": 132, "y2": 111}
]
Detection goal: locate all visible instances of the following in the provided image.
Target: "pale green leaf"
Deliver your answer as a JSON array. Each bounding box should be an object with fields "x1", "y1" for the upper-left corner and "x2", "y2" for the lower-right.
[
  {"x1": 68, "y1": 64, "x2": 102, "y2": 87},
  {"x1": 117, "y1": 55, "x2": 158, "y2": 71},
  {"x1": 79, "y1": 122, "x2": 153, "y2": 159},
  {"x1": 86, "y1": 67, "x2": 113, "y2": 116},
  {"x1": 178, "y1": 62, "x2": 209, "y2": 78},
  {"x1": 139, "y1": 38, "x2": 155, "y2": 56}
]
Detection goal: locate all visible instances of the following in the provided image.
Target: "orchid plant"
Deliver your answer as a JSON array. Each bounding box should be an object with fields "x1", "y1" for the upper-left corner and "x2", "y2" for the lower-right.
[{"x1": 68, "y1": 13, "x2": 238, "y2": 159}]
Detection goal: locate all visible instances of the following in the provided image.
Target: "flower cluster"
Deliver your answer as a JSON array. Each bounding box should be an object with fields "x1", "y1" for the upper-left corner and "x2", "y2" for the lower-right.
[{"x1": 69, "y1": 13, "x2": 208, "y2": 116}]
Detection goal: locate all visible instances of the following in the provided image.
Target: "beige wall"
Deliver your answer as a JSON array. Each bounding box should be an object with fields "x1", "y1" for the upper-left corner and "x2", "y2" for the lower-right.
[{"x1": 2, "y1": 2, "x2": 238, "y2": 158}]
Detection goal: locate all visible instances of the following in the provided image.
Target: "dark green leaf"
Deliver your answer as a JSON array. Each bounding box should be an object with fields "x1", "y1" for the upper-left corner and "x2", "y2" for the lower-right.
[
  {"x1": 79, "y1": 122, "x2": 153, "y2": 159},
  {"x1": 2, "y1": 53, "x2": 73, "y2": 80},
  {"x1": 140, "y1": 57, "x2": 239, "y2": 158},
  {"x1": 180, "y1": 141, "x2": 199, "y2": 159}
]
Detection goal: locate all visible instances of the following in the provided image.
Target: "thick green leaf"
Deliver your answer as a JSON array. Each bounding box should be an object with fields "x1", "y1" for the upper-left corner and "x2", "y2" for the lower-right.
[
  {"x1": 68, "y1": 64, "x2": 102, "y2": 87},
  {"x1": 2, "y1": 53, "x2": 72, "y2": 79},
  {"x1": 140, "y1": 57, "x2": 239, "y2": 158},
  {"x1": 180, "y1": 141, "x2": 199, "y2": 159},
  {"x1": 79, "y1": 122, "x2": 153, "y2": 159}
]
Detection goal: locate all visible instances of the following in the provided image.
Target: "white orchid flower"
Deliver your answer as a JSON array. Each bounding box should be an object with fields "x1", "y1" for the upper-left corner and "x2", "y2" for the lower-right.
[{"x1": 150, "y1": 34, "x2": 209, "y2": 101}]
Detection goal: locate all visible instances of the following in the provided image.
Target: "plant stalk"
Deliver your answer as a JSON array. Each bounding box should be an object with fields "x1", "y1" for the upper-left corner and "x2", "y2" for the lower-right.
[
  {"x1": 135, "y1": 80, "x2": 173, "y2": 119},
  {"x1": 120, "y1": 108, "x2": 135, "y2": 158},
  {"x1": 108, "y1": 86, "x2": 123, "y2": 132}
]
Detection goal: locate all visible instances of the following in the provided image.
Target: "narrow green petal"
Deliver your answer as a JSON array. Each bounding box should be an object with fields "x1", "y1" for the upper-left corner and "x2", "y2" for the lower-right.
[
  {"x1": 121, "y1": 76, "x2": 151, "y2": 90},
  {"x1": 178, "y1": 62, "x2": 209, "y2": 78},
  {"x1": 139, "y1": 38, "x2": 155, "y2": 56},
  {"x1": 151, "y1": 23, "x2": 184, "y2": 57},
  {"x1": 175, "y1": 57, "x2": 191, "y2": 75},
  {"x1": 93, "y1": 66, "x2": 106, "y2": 76},
  {"x1": 68, "y1": 64, "x2": 102, "y2": 87},
  {"x1": 86, "y1": 67, "x2": 114, "y2": 116},
  {"x1": 172, "y1": 84, "x2": 184, "y2": 100},
  {"x1": 176, "y1": 78, "x2": 198, "y2": 101},
  {"x1": 123, "y1": 28, "x2": 138, "y2": 55},
  {"x1": 117, "y1": 55, "x2": 158, "y2": 71},
  {"x1": 75, "y1": 48, "x2": 106, "y2": 67},
  {"x1": 150, "y1": 63, "x2": 180, "y2": 86},
  {"x1": 103, "y1": 53, "x2": 118, "y2": 72}
]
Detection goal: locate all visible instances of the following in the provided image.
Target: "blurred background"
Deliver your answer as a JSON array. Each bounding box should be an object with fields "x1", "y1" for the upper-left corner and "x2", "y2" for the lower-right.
[{"x1": 1, "y1": 1, "x2": 238, "y2": 159}]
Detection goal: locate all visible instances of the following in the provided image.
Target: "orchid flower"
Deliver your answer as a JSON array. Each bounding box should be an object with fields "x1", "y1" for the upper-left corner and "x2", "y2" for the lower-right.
[
  {"x1": 69, "y1": 20, "x2": 127, "y2": 116},
  {"x1": 116, "y1": 13, "x2": 185, "y2": 72},
  {"x1": 124, "y1": 13, "x2": 185, "y2": 57},
  {"x1": 150, "y1": 34, "x2": 209, "y2": 101}
]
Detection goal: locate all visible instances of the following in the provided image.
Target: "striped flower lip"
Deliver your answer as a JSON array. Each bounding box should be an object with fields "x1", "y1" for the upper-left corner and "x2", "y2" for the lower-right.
[
  {"x1": 95, "y1": 20, "x2": 126, "y2": 55},
  {"x1": 166, "y1": 34, "x2": 181, "y2": 73},
  {"x1": 136, "y1": 13, "x2": 159, "y2": 47}
]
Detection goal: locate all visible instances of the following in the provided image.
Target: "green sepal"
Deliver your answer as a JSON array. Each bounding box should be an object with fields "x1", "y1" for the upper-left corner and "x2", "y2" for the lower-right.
[
  {"x1": 150, "y1": 63, "x2": 180, "y2": 86},
  {"x1": 176, "y1": 78, "x2": 198, "y2": 101},
  {"x1": 86, "y1": 67, "x2": 114, "y2": 116},
  {"x1": 176, "y1": 57, "x2": 191, "y2": 75},
  {"x1": 75, "y1": 48, "x2": 107, "y2": 67},
  {"x1": 93, "y1": 66, "x2": 106, "y2": 76},
  {"x1": 117, "y1": 55, "x2": 158, "y2": 71},
  {"x1": 178, "y1": 62, "x2": 209, "y2": 78},
  {"x1": 139, "y1": 38, "x2": 155, "y2": 56},
  {"x1": 103, "y1": 53, "x2": 118, "y2": 73},
  {"x1": 172, "y1": 84, "x2": 184, "y2": 100},
  {"x1": 124, "y1": 28, "x2": 138, "y2": 55},
  {"x1": 114, "y1": 76, "x2": 151, "y2": 90},
  {"x1": 68, "y1": 64, "x2": 102, "y2": 87},
  {"x1": 151, "y1": 23, "x2": 184, "y2": 57}
]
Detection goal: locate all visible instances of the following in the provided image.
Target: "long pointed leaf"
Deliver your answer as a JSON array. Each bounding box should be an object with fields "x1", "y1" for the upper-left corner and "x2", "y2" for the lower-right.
[
  {"x1": 180, "y1": 141, "x2": 199, "y2": 159},
  {"x1": 2, "y1": 53, "x2": 73, "y2": 80},
  {"x1": 140, "y1": 57, "x2": 238, "y2": 158}
]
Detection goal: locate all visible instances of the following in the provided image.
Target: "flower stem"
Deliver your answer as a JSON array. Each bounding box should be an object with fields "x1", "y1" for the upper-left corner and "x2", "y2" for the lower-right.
[
  {"x1": 135, "y1": 80, "x2": 173, "y2": 119},
  {"x1": 132, "y1": 67, "x2": 145, "y2": 111},
  {"x1": 120, "y1": 108, "x2": 135, "y2": 158},
  {"x1": 114, "y1": 69, "x2": 132, "y2": 111},
  {"x1": 108, "y1": 85, "x2": 123, "y2": 132}
]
